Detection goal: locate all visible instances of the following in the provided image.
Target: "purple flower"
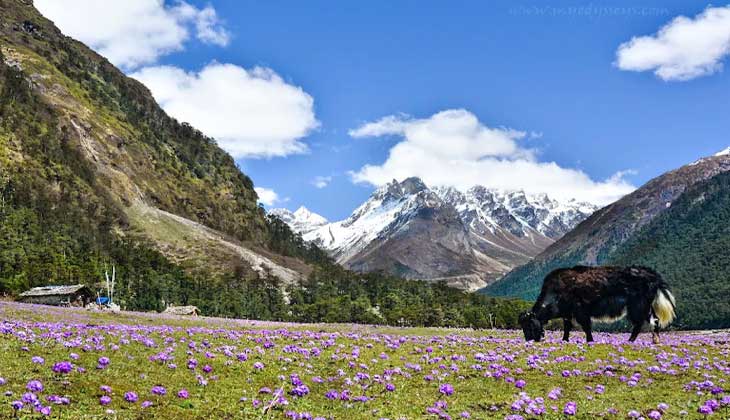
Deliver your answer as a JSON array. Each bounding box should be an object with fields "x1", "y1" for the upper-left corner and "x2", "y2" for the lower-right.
[
  {"x1": 52, "y1": 361, "x2": 73, "y2": 374},
  {"x1": 151, "y1": 386, "x2": 167, "y2": 396},
  {"x1": 563, "y1": 401, "x2": 577, "y2": 416},
  {"x1": 141, "y1": 400, "x2": 153, "y2": 408},
  {"x1": 11, "y1": 401, "x2": 23, "y2": 410},
  {"x1": 177, "y1": 389, "x2": 189, "y2": 399},
  {"x1": 439, "y1": 383, "x2": 454, "y2": 396},
  {"x1": 26, "y1": 380, "x2": 43, "y2": 393},
  {"x1": 515, "y1": 379, "x2": 526, "y2": 389},
  {"x1": 99, "y1": 396, "x2": 111, "y2": 406},
  {"x1": 100, "y1": 385, "x2": 112, "y2": 394},
  {"x1": 290, "y1": 384, "x2": 310, "y2": 397},
  {"x1": 32, "y1": 356, "x2": 45, "y2": 365},
  {"x1": 385, "y1": 383, "x2": 396, "y2": 392},
  {"x1": 22, "y1": 392, "x2": 38, "y2": 404},
  {"x1": 97, "y1": 356, "x2": 110, "y2": 369},
  {"x1": 124, "y1": 392, "x2": 138, "y2": 403},
  {"x1": 648, "y1": 410, "x2": 662, "y2": 419},
  {"x1": 253, "y1": 362, "x2": 265, "y2": 370}
]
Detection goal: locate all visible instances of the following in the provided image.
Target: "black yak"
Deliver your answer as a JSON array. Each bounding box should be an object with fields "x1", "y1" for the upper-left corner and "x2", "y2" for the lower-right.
[{"x1": 518, "y1": 266, "x2": 676, "y2": 343}]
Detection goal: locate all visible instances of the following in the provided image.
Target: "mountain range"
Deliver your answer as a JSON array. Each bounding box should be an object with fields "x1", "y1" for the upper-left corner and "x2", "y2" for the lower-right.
[
  {"x1": 484, "y1": 148, "x2": 730, "y2": 328},
  {"x1": 273, "y1": 177, "x2": 596, "y2": 291}
]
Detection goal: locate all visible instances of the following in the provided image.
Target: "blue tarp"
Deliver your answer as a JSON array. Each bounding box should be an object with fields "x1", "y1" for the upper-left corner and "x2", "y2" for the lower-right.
[{"x1": 96, "y1": 297, "x2": 110, "y2": 305}]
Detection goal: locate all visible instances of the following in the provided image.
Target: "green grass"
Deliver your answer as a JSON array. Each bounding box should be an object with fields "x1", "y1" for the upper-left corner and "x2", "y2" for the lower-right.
[{"x1": 0, "y1": 302, "x2": 728, "y2": 419}]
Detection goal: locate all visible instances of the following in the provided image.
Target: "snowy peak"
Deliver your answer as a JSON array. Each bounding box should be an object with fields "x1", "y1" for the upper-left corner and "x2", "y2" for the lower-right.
[
  {"x1": 293, "y1": 206, "x2": 328, "y2": 226},
  {"x1": 276, "y1": 177, "x2": 598, "y2": 291},
  {"x1": 269, "y1": 206, "x2": 328, "y2": 235},
  {"x1": 715, "y1": 147, "x2": 730, "y2": 157}
]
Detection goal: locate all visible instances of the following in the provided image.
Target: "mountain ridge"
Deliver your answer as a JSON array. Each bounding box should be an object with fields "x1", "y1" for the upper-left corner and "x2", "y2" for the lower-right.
[{"x1": 273, "y1": 177, "x2": 596, "y2": 291}]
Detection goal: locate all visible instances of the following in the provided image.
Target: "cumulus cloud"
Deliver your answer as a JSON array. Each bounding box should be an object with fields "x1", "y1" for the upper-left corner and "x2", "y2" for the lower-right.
[
  {"x1": 255, "y1": 187, "x2": 281, "y2": 206},
  {"x1": 349, "y1": 109, "x2": 635, "y2": 205},
  {"x1": 615, "y1": 6, "x2": 730, "y2": 81},
  {"x1": 131, "y1": 63, "x2": 318, "y2": 158},
  {"x1": 35, "y1": 0, "x2": 229, "y2": 69},
  {"x1": 311, "y1": 176, "x2": 332, "y2": 189}
]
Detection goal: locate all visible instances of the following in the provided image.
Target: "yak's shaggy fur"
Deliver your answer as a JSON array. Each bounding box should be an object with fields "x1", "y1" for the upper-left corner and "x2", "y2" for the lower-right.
[{"x1": 519, "y1": 265, "x2": 676, "y2": 343}]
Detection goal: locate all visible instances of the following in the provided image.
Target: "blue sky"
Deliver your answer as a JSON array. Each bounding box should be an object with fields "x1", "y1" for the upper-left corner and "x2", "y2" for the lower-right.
[{"x1": 37, "y1": 1, "x2": 730, "y2": 220}]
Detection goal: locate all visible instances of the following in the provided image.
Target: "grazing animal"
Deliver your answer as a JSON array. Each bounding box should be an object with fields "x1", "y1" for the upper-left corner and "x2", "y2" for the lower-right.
[{"x1": 518, "y1": 265, "x2": 676, "y2": 343}]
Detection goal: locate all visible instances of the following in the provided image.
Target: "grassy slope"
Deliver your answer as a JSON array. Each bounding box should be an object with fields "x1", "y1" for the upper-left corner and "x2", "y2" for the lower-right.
[{"x1": 0, "y1": 301, "x2": 728, "y2": 419}]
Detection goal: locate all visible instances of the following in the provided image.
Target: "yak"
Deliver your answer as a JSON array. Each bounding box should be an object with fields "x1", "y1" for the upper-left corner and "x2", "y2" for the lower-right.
[{"x1": 518, "y1": 265, "x2": 676, "y2": 343}]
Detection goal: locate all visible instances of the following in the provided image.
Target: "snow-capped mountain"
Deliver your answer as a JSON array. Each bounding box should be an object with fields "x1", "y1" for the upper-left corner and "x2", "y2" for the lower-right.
[
  {"x1": 269, "y1": 206, "x2": 328, "y2": 235},
  {"x1": 273, "y1": 177, "x2": 596, "y2": 291}
]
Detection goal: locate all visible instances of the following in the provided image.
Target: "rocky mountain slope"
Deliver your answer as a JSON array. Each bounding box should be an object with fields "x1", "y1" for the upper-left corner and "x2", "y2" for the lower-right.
[
  {"x1": 275, "y1": 177, "x2": 595, "y2": 291},
  {"x1": 0, "y1": 0, "x2": 308, "y2": 300},
  {"x1": 484, "y1": 150, "x2": 730, "y2": 328}
]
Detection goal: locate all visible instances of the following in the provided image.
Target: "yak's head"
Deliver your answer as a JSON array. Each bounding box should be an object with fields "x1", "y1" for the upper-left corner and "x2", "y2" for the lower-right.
[{"x1": 519, "y1": 311, "x2": 544, "y2": 342}]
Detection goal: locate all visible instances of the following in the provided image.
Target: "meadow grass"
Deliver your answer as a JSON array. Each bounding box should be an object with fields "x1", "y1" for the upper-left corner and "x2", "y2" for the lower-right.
[{"x1": 0, "y1": 301, "x2": 728, "y2": 419}]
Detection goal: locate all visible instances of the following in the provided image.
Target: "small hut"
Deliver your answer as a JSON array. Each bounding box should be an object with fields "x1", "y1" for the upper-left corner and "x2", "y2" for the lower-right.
[
  {"x1": 18, "y1": 285, "x2": 92, "y2": 307},
  {"x1": 163, "y1": 305, "x2": 200, "y2": 316}
]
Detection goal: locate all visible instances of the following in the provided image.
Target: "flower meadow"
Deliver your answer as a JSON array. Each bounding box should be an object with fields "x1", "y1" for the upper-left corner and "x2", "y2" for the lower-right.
[{"x1": 0, "y1": 302, "x2": 729, "y2": 419}]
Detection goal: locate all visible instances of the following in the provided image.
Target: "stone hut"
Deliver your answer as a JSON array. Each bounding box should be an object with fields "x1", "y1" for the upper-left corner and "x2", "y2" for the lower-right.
[{"x1": 18, "y1": 284, "x2": 92, "y2": 307}]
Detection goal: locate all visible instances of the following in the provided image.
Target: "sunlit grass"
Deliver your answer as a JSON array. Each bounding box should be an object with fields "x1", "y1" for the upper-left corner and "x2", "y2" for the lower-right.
[{"x1": 0, "y1": 302, "x2": 728, "y2": 419}]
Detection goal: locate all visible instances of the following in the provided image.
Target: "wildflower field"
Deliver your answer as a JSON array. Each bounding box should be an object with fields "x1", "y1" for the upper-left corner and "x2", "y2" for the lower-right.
[{"x1": 0, "y1": 302, "x2": 728, "y2": 419}]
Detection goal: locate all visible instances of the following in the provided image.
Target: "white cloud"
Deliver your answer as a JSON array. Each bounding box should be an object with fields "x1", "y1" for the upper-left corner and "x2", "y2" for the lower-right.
[
  {"x1": 312, "y1": 176, "x2": 332, "y2": 189},
  {"x1": 255, "y1": 187, "x2": 280, "y2": 206},
  {"x1": 131, "y1": 63, "x2": 318, "y2": 158},
  {"x1": 35, "y1": 0, "x2": 229, "y2": 70},
  {"x1": 349, "y1": 109, "x2": 635, "y2": 205},
  {"x1": 615, "y1": 6, "x2": 730, "y2": 81}
]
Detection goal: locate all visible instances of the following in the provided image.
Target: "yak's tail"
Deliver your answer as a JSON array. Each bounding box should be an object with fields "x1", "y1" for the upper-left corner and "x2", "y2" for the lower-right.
[{"x1": 652, "y1": 285, "x2": 676, "y2": 328}]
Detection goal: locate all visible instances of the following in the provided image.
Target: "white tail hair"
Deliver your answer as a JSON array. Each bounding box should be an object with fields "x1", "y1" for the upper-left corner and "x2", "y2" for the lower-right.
[{"x1": 652, "y1": 288, "x2": 676, "y2": 328}]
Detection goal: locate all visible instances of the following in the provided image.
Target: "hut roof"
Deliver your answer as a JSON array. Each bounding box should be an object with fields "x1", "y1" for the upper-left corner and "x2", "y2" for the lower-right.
[
  {"x1": 163, "y1": 305, "x2": 199, "y2": 316},
  {"x1": 19, "y1": 284, "x2": 89, "y2": 297}
]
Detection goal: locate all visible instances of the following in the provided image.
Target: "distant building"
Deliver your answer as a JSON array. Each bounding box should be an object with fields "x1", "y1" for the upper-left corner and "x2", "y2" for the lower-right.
[
  {"x1": 163, "y1": 305, "x2": 200, "y2": 316},
  {"x1": 18, "y1": 284, "x2": 92, "y2": 307}
]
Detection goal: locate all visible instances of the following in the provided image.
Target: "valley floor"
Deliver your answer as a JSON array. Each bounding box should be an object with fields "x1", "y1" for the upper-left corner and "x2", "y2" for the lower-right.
[{"x1": 0, "y1": 302, "x2": 728, "y2": 419}]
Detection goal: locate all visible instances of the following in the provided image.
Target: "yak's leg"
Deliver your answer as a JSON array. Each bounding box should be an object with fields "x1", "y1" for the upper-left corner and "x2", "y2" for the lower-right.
[
  {"x1": 651, "y1": 316, "x2": 660, "y2": 344},
  {"x1": 628, "y1": 323, "x2": 643, "y2": 342},
  {"x1": 576, "y1": 315, "x2": 593, "y2": 342},
  {"x1": 628, "y1": 300, "x2": 650, "y2": 343},
  {"x1": 562, "y1": 318, "x2": 572, "y2": 342}
]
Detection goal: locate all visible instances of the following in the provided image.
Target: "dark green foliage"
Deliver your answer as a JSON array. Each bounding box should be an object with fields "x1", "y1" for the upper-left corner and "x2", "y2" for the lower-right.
[{"x1": 287, "y1": 263, "x2": 530, "y2": 328}]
